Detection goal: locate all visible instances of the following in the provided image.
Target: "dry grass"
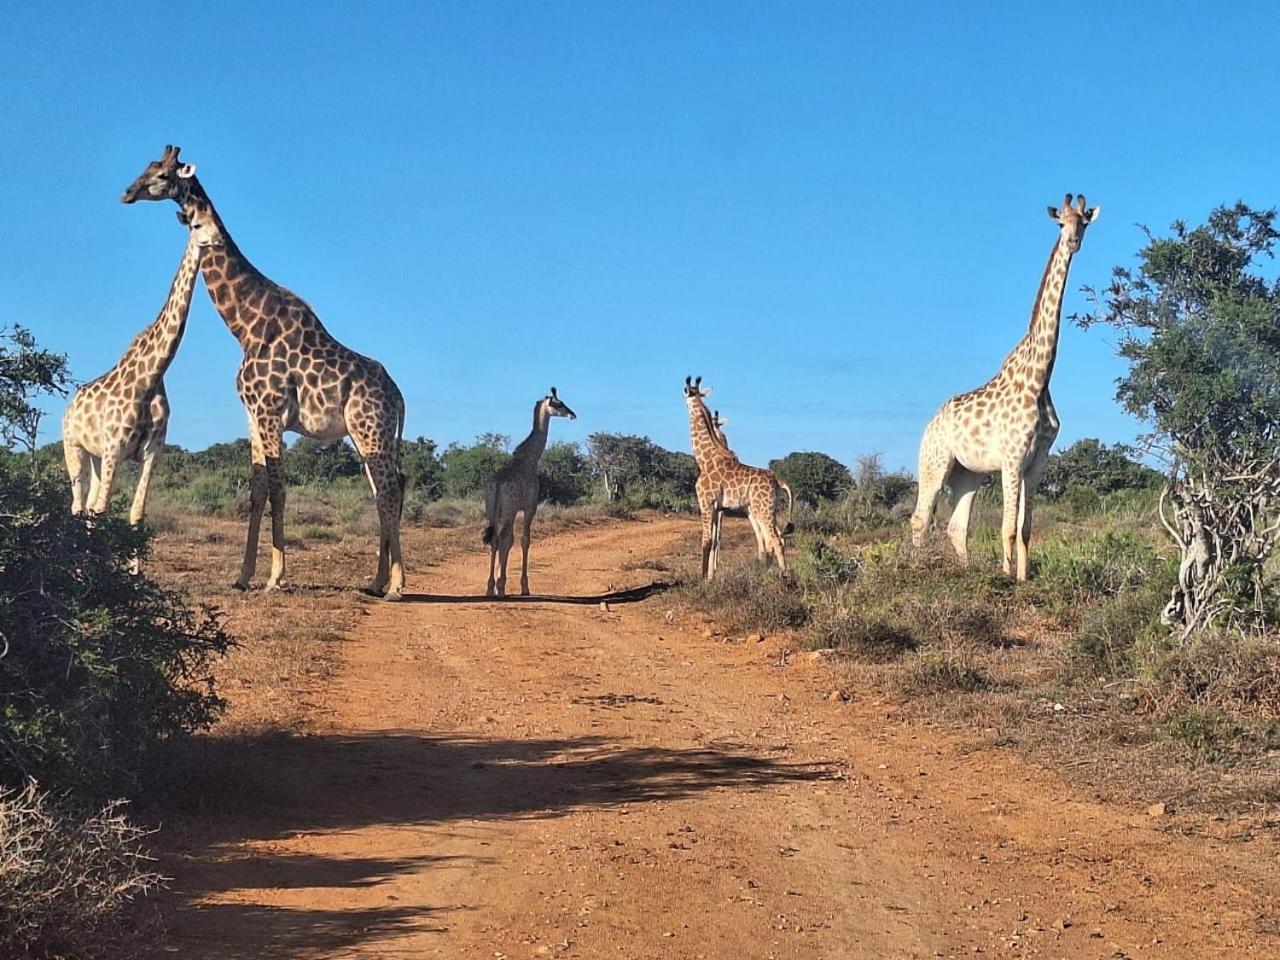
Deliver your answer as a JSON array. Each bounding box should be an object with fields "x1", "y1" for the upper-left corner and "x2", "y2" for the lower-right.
[{"x1": 0, "y1": 783, "x2": 163, "y2": 959}]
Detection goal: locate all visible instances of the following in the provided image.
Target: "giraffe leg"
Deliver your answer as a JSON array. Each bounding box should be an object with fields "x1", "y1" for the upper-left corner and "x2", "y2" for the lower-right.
[
  {"x1": 697, "y1": 493, "x2": 716, "y2": 581},
  {"x1": 945, "y1": 467, "x2": 984, "y2": 564},
  {"x1": 999, "y1": 465, "x2": 1022, "y2": 579},
  {"x1": 747, "y1": 513, "x2": 767, "y2": 562},
  {"x1": 236, "y1": 419, "x2": 278, "y2": 591},
  {"x1": 495, "y1": 524, "x2": 515, "y2": 598},
  {"x1": 708, "y1": 509, "x2": 723, "y2": 580},
  {"x1": 64, "y1": 441, "x2": 90, "y2": 516},
  {"x1": 86, "y1": 456, "x2": 103, "y2": 516},
  {"x1": 911, "y1": 418, "x2": 952, "y2": 547},
  {"x1": 90, "y1": 444, "x2": 124, "y2": 516},
  {"x1": 364, "y1": 453, "x2": 405, "y2": 600},
  {"x1": 264, "y1": 451, "x2": 288, "y2": 591},
  {"x1": 130, "y1": 436, "x2": 162, "y2": 527},
  {"x1": 519, "y1": 502, "x2": 537, "y2": 596},
  {"x1": 1017, "y1": 451, "x2": 1050, "y2": 582},
  {"x1": 486, "y1": 541, "x2": 499, "y2": 597}
]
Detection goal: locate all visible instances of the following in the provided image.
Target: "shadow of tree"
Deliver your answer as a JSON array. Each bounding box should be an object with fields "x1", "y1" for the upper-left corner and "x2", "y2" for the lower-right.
[{"x1": 146, "y1": 732, "x2": 828, "y2": 957}]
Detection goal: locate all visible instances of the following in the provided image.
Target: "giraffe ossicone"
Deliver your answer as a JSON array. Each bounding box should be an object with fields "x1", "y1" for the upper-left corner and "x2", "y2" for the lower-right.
[
  {"x1": 684, "y1": 375, "x2": 793, "y2": 580},
  {"x1": 483, "y1": 388, "x2": 577, "y2": 598},
  {"x1": 122, "y1": 145, "x2": 409, "y2": 599},
  {"x1": 910, "y1": 193, "x2": 1100, "y2": 581}
]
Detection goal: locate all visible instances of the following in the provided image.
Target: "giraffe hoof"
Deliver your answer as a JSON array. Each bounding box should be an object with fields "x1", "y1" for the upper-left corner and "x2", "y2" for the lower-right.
[
  {"x1": 232, "y1": 580, "x2": 250, "y2": 592},
  {"x1": 382, "y1": 591, "x2": 403, "y2": 603}
]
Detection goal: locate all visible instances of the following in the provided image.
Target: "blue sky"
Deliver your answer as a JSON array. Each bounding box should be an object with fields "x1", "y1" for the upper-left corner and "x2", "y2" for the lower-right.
[{"x1": 3, "y1": 2, "x2": 1277, "y2": 472}]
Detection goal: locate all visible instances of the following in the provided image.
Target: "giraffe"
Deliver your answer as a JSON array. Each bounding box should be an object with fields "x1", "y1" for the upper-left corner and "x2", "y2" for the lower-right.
[
  {"x1": 711, "y1": 410, "x2": 730, "y2": 447},
  {"x1": 910, "y1": 193, "x2": 1100, "y2": 581},
  {"x1": 121, "y1": 146, "x2": 408, "y2": 599},
  {"x1": 61, "y1": 205, "x2": 217, "y2": 541},
  {"x1": 483, "y1": 387, "x2": 577, "y2": 597},
  {"x1": 684, "y1": 377, "x2": 793, "y2": 579}
]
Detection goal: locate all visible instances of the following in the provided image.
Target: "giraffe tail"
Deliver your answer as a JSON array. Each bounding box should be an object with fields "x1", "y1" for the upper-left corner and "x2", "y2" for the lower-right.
[
  {"x1": 481, "y1": 480, "x2": 497, "y2": 546},
  {"x1": 778, "y1": 480, "x2": 795, "y2": 536}
]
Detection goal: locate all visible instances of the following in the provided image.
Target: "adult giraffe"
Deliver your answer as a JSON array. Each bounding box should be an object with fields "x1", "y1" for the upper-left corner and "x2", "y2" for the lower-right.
[
  {"x1": 122, "y1": 146, "x2": 407, "y2": 599},
  {"x1": 910, "y1": 193, "x2": 1100, "y2": 580}
]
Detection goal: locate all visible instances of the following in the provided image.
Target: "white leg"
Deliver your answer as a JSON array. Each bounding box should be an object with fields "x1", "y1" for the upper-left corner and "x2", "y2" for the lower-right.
[
  {"x1": 945, "y1": 467, "x2": 984, "y2": 563},
  {"x1": 1000, "y1": 466, "x2": 1022, "y2": 579}
]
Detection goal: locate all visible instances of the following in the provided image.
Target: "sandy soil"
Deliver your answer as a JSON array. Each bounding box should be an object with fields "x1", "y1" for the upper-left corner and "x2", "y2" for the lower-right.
[{"x1": 151, "y1": 516, "x2": 1280, "y2": 959}]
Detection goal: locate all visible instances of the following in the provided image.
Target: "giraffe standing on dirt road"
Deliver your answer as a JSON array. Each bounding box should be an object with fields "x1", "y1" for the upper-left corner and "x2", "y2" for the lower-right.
[
  {"x1": 121, "y1": 146, "x2": 409, "y2": 600},
  {"x1": 483, "y1": 388, "x2": 577, "y2": 598}
]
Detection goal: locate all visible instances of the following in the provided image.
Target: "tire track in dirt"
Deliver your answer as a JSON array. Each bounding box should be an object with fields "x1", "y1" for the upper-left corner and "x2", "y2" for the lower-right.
[{"x1": 156, "y1": 516, "x2": 1280, "y2": 959}]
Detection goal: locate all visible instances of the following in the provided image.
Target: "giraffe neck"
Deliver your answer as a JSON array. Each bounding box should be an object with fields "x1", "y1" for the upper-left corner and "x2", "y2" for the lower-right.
[
  {"x1": 511, "y1": 401, "x2": 551, "y2": 467},
  {"x1": 120, "y1": 228, "x2": 203, "y2": 390},
  {"x1": 178, "y1": 180, "x2": 267, "y2": 349},
  {"x1": 687, "y1": 399, "x2": 729, "y2": 470},
  {"x1": 1016, "y1": 233, "x2": 1074, "y2": 393}
]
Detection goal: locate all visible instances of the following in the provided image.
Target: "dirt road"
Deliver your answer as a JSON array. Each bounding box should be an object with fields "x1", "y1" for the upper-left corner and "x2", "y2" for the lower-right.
[{"x1": 156, "y1": 517, "x2": 1279, "y2": 959}]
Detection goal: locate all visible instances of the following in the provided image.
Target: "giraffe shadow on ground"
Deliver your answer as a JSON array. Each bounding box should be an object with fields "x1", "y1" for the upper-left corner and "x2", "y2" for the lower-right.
[
  {"x1": 393, "y1": 580, "x2": 674, "y2": 605},
  {"x1": 145, "y1": 731, "x2": 830, "y2": 958}
]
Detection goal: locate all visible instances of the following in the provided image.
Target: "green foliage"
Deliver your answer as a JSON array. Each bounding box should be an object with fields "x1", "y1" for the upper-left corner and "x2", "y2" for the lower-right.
[
  {"x1": 1035, "y1": 528, "x2": 1172, "y2": 598},
  {"x1": 1040, "y1": 438, "x2": 1162, "y2": 502},
  {"x1": 0, "y1": 326, "x2": 69, "y2": 453},
  {"x1": 768, "y1": 451, "x2": 851, "y2": 506},
  {"x1": 0, "y1": 463, "x2": 234, "y2": 795},
  {"x1": 586, "y1": 432, "x2": 697, "y2": 509},
  {"x1": 794, "y1": 455, "x2": 916, "y2": 534},
  {"x1": 1083, "y1": 202, "x2": 1280, "y2": 633},
  {"x1": 539, "y1": 441, "x2": 592, "y2": 505},
  {"x1": 286, "y1": 437, "x2": 363, "y2": 485},
  {"x1": 400, "y1": 436, "x2": 444, "y2": 500},
  {"x1": 441, "y1": 434, "x2": 511, "y2": 499}
]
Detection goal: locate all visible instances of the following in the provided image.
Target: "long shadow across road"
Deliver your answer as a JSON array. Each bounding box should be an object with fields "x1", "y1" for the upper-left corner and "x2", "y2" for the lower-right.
[{"x1": 396, "y1": 580, "x2": 673, "y2": 605}]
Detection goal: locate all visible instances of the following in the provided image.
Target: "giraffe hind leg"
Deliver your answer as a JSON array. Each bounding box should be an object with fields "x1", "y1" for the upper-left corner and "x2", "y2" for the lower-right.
[
  {"x1": 64, "y1": 441, "x2": 90, "y2": 516},
  {"x1": 945, "y1": 466, "x2": 984, "y2": 564},
  {"x1": 365, "y1": 453, "x2": 405, "y2": 600}
]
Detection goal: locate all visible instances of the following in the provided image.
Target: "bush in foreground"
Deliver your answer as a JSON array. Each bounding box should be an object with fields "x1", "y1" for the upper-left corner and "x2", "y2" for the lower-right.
[{"x1": 0, "y1": 782, "x2": 161, "y2": 960}]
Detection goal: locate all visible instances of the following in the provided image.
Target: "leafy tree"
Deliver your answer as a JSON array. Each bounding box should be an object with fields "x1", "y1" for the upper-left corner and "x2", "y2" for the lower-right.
[
  {"x1": 400, "y1": 436, "x2": 444, "y2": 500},
  {"x1": 586, "y1": 433, "x2": 697, "y2": 508},
  {"x1": 441, "y1": 434, "x2": 511, "y2": 499},
  {"x1": 539, "y1": 441, "x2": 592, "y2": 505},
  {"x1": 769, "y1": 451, "x2": 852, "y2": 506},
  {"x1": 1039, "y1": 438, "x2": 1162, "y2": 501},
  {"x1": 286, "y1": 437, "x2": 363, "y2": 485},
  {"x1": 1082, "y1": 203, "x2": 1280, "y2": 635},
  {"x1": 0, "y1": 326, "x2": 68, "y2": 454}
]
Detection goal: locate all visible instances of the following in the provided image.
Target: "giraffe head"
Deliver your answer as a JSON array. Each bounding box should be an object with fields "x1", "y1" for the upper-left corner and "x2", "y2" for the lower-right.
[
  {"x1": 121, "y1": 145, "x2": 198, "y2": 205},
  {"x1": 183, "y1": 203, "x2": 225, "y2": 249},
  {"x1": 1046, "y1": 193, "x2": 1100, "y2": 253},
  {"x1": 543, "y1": 387, "x2": 576, "y2": 420},
  {"x1": 711, "y1": 410, "x2": 729, "y2": 446},
  {"x1": 683, "y1": 375, "x2": 712, "y2": 404}
]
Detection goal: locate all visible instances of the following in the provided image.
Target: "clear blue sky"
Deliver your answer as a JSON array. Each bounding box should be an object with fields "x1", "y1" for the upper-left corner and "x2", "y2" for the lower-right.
[{"x1": 3, "y1": 2, "x2": 1276, "y2": 472}]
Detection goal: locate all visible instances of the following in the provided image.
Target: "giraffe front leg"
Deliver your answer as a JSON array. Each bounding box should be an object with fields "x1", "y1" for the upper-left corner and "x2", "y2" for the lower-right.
[
  {"x1": 129, "y1": 443, "x2": 161, "y2": 527},
  {"x1": 365, "y1": 454, "x2": 404, "y2": 600},
  {"x1": 708, "y1": 509, "x2": 723, "y2": 580},
  {"x1": 747, "y1": 514, "x2": 767, "y2": 562},
  {"x1": 236, "y1": 417, "x2": 279, "y2": 591},
  {"x1": 90, "y1": 445, "x2": 124, "y2": 516},
  {"x1": 698, "y1": 501, "x2": 715, "y2": 581},
  {"x1": 519, "y1": 504, "x2": 536, "y2": 596},
  {"x1": 64, "y1": 442, "x2": 90, "y2": 516},
  {"x1": 999, "y1": 466, "x2": 1022, "y2": 579},
  {"x1": 1017, "y1": 452, "x2": 1050, "y2": 582},
  {"x1": 264, "y1": 453, "x2": 288, "y2": 591}
]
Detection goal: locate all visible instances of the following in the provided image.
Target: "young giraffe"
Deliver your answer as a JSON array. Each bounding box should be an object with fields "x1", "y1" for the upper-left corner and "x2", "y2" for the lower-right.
[
  {"x1": 61, "y1": 206, "x2": 217, "y2": 534},
  {"x1": 483, "y1": 388, "x2": 577, "y2": 597},
  {"x1": 684, "y1": 377, "x2": 793, "y2": 579},
  {"x1": 910, "y1": 194, "x2": 1100, "y2": 580},
  {"x1": 121, "y1": 146, "x2": 408, "y2": 599}
]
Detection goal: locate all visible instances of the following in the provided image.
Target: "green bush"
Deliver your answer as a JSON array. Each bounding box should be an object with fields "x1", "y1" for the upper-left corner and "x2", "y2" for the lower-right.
[
  {"x1": 0, "y1": 462, "x2": 233, "y2": 796},
  {"x1": 684, "y1": 564, "x2": 810, "y2": 634},
  {"x1": 442, "y1": 435, "x2": 511, "y2": 499},
  {"x1": 539, "y1": 441, "x2": 593, "y2": 505},
  {"x1": 769, "y1": 452, "x2": 852, "y2": 506},
  {"x1": 1035, "y1": 528, "x2": 1170, "y2": 597}
]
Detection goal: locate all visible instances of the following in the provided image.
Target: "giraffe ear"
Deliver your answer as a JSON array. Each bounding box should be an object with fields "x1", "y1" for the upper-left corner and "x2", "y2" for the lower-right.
[
  {"x1": 1046, "y1": 206, "x2": 1060, "y2": 221},
  {"x1": 177, "y1": 163, "x2": 197, "y2": 180},
  {"x1": 1085, "y1": 205, "x2": 1101, "y2": 224},
  {"x1": 701, "y1": 386, "x2": 713, "y2": 398}
]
